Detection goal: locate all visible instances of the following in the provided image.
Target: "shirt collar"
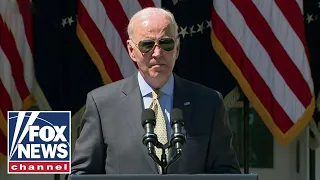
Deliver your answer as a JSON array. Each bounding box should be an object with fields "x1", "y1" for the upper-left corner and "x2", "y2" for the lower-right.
[{"x1": 138, "y1": 71, "x2": 174, "y2": 97}]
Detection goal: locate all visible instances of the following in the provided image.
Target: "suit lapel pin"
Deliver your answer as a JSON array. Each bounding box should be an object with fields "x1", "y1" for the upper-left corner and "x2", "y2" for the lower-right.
[{"x1": 184, "y1": 102, "x2": 191, "y2": 106}]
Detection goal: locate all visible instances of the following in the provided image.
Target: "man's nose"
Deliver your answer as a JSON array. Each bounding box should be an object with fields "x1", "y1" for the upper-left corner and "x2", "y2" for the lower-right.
[{"x1": 152, "y1": 44, "x2": 162, "y2": 57}]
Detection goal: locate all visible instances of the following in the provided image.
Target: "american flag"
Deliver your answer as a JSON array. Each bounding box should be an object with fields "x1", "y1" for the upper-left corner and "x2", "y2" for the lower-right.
[
  {"x1": 304, "y1": 0, "x2": 320, "y2": 150},
  {"x1": 211, "y1": 0, "x2": 315, "y2": 145},
  {"x1": 77, "y1": 0, "x2": 161, "y2": 84},
  {"x1": 0, "y1": 0, "x2": 35, "y2": 158}
]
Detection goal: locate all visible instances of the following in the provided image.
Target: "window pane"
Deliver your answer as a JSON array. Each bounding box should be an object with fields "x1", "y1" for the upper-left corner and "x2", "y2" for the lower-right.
[{"x1": 228, "y1": 103, "x2": 274, "y2": 168}]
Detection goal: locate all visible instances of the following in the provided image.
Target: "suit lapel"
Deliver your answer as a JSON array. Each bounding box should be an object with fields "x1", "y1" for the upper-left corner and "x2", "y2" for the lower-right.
[
  {"x1": 168, "y1": 74, "x2": 193, "y2": 173},
  {"x1": 120, "y1": 73, "x2": 158, "y2": 173},
  {"x1": 172, "y1": 75, "x2": 192, "y2": 135}
]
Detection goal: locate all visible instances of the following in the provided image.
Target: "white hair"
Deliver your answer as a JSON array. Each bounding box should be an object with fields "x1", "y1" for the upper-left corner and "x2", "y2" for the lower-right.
[{"x1": 127, "y1": 7, "x2": 178, "y2": 39}]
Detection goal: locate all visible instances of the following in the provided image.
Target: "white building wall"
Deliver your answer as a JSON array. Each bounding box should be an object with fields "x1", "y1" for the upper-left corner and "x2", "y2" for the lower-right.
[
  {"x1": 241, "y1": 128, "x2": 312, "y2": 180},
  {"x1": 242, "y1": 138, "x2": 297, "y2": 180}
]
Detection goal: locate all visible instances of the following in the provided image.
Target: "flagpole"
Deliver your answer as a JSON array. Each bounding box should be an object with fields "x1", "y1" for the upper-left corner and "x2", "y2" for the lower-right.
[
  {"x1": 54, "y1": 174, "x2": 60, "y2": 180},
  {"x1": 243, "y1": 94, "x2": 250, "y2": 174},
  {"x1": 310, "y1": 149, "x2": 315, "y2": 180}
]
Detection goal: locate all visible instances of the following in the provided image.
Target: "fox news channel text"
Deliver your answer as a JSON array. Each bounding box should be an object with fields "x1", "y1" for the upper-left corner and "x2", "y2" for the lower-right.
[{"x1": 7, "y1": 111, "x2": 71, "y2": 174}]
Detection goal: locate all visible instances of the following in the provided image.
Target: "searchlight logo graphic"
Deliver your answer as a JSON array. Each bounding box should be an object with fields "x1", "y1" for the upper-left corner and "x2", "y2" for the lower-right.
[{"x1": 7, "y1": 111, "x2": 71, "y2": 174}]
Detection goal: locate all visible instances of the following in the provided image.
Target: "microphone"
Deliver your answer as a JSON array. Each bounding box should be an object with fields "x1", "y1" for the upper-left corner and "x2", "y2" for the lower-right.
[
  {"x1": 170, "y1": 108, "x2": 186, "y2": 153},
  {"x1": 141, "y1": 109, "x2": 157, "y2": 155}
]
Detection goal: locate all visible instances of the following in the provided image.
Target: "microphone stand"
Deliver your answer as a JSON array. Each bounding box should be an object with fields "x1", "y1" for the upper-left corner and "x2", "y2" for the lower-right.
[
  {"x1": 148, "y1": 135, "x2": 185, "y2": 174},
  {"x1": 160, "y1": 147, "x2": 168, "y2": 174}
]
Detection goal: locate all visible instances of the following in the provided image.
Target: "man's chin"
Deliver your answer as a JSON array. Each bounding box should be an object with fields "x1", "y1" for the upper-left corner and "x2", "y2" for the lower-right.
[
  {"x1": 142, "y1": 71, "x2": 170, "y2": 88},
  {"x1": 150, "y1": 65, "x2": 166, "y2": 71},
  {"x1": 148, "y1": 71, "x2": 164, "y2": 79},
  {"x1": 142, "y1": 68, "x2": 170, "y2": 79}
]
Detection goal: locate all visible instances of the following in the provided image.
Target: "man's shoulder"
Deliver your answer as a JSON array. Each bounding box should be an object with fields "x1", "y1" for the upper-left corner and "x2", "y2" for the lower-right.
[
  {"x1": 177, "y1": 76, "x2": 222, "y2": 98},
  {"x1": 89, "y1": 76, "x2": 131, "y2": 97}
]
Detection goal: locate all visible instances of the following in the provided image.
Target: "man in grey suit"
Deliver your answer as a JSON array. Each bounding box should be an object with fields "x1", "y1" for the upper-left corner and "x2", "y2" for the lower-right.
[{"x1": 71, "y1": 7, "x2": 240, "y2": 174}]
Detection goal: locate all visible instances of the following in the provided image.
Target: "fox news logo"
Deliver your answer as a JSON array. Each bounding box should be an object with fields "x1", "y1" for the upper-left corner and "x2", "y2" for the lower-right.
[{"x1": 7, "y1": 111, "x2": 71, "y2": 174}]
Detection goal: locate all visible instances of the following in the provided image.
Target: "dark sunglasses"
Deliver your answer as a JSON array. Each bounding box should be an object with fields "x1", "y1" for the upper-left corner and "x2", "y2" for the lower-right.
[{"x1": 132, "y1": 37, "x2": 176, "y2": 53}]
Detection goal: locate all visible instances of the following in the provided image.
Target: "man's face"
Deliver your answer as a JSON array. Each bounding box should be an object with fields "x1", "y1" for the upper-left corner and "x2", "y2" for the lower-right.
[{"x1": 127, "y1": 14, "x2": 179, "y2": 86}]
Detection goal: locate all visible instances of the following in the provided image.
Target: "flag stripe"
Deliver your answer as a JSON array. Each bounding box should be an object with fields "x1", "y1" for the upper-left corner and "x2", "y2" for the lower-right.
[
  {"x1": 16, "y1": 0, "x2": 33, "y2": 53},
  {"x1": 294, "y1": 0, "x2": 303, "y2": 12},
  {"x1": 0, "y1": 47, "x2": 23, "y2": 110},
  {"x1": 252, "y1": 0, "x2": 313, "y2": 92},
  {"x1": 231, "y1": 0, "x2": 311, "y2": 108},
  {"x1": 118, "y1": 0, "x2": 143, "y2": 21},
  {"x1": 0, "y1": 0, "x2": 34, "y2": 93},
  {"x1": 152, "y1": 0, "x2": 161, "y2": 7},
  {"x1": 100, "y1": 0, "x2": 129, "y2": 52},
  {"x1": 0, "y1": 16, "x2": 30, "y2": 101},
  {"x1": 78, "y1": 0, "x2": 161, "y2": 85},
  {"x1": 138, "y1": 0, "x2": 156, "y2": 8},
  {"x1": 212, "y1": 0, "x2": 315, "y2": 144},
  {"x1": 76, "y1": 25, "x2": 113, "y2": 85},
  {"x1": 78, "y1": 2, "x2": 123, "y2": 82},
  {"x1": 275, "y1": 0, "x2": 308, "y2": 55},
  {"x1": 118, "y1": 0, "x2": 161, "y2": 31},
  {"x1": 0, "y1": 0, "x2": 34, "y2": 158},
  {"x1": 81, "y1": 0, "x2": 137, "y2": 78},
  {"x1": 215, "y1": 0, "x2": 305, "y2": 123},
  {"x1": 212, "y1": 7, "x2": 294, "y2": 133}
]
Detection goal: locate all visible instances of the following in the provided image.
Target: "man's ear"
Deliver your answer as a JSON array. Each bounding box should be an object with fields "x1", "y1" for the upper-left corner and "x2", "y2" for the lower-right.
[
  {"x1": 127, "y1": 40, "x2": 137, "y2": 62},
  {"x1": 175, "y1": 38, "x2": 180, "y2": 60}
]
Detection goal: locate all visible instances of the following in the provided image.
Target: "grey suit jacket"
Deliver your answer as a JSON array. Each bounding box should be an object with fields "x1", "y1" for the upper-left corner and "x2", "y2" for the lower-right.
[{"x1": 71, "y1": 72, "x2": 241, "y2": 174}]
